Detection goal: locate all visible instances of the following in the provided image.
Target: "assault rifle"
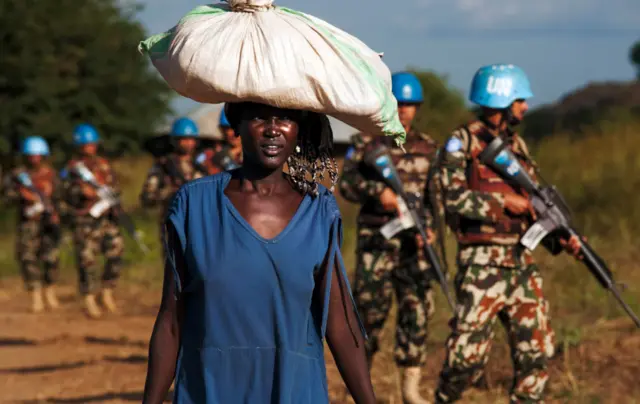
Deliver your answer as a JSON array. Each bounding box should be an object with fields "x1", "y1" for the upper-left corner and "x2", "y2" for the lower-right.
[
  {"x1": 72, "y1": 162, "x2": 150, "y2": 254},
  {"x1": 479, "y1": 136, "x2": 640, "y2": 328},
  {"x1": 363, "y1": 144, "x2": 457, "y2": 313},
  {"x1": 15, "y1": 171, "x2": 62, "y2": 242}
]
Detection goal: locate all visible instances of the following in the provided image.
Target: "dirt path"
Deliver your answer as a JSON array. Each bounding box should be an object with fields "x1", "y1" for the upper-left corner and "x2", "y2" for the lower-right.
[{"x1": 1, "y1": 279, "x2": 639, "y2": 403}]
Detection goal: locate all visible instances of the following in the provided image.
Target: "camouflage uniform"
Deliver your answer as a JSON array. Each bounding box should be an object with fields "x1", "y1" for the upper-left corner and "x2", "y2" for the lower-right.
[
  {"x1": 63, "y1": 156, "x2": 125, "y2": 295},
  {"x1": 140, "y1": 153, "x2": 206, "y2": 246},
  {"x1": 2, "y1": 165, "x2": 62, "y2": 290},
  {"x1": 434, "y1": 120, "x2": 556, "y2": 403},
  {"x1": 339, "y1": 129, "x2": 439, "y2": 367}
]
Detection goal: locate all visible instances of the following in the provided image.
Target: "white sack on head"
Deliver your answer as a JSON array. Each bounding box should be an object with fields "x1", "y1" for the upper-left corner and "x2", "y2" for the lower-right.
[{"x1": 139, "y1": 0, "x2": 406, "y2": 145}]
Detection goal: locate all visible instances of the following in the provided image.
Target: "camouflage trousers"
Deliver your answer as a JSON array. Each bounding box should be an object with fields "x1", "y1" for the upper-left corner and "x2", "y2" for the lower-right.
[
  {"x1": 72, "y1": 215, "x2": 124, "y2": 295},
  {"x1": 435, "y1": 260, "x2": 554, "y2": 403},
  {"x1": 353, "y1": 227, "x2": 435, "y2": 367},
  {"x1": 16, "y1": 220, "x2": 60, "y2": 291}
]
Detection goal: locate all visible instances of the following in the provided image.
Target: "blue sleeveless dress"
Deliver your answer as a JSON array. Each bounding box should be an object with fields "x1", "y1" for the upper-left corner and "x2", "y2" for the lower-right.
[{"x1": 165, "y1": 171, "x2": 364, "y2": 404}]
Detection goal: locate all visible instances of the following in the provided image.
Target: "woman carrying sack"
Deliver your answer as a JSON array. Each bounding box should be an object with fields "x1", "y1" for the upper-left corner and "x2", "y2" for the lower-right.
[
  {"x1": 140, "y1": 1, "x2": 406, "y2": 402},
  {"x1": 143, "y1": 103, "x2": 375, "y2": 403}
]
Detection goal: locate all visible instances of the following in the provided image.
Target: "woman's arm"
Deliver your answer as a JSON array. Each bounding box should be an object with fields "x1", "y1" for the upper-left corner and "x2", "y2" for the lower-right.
[
  {"x1": 321, "y1": 237, "x2": 376, "y2": 403},
  {"x1": 142, "y1": 226, "x2": 185, "y2": 404}
]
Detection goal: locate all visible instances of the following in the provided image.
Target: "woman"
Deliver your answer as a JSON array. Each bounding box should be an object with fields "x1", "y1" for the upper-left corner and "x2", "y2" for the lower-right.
[{"x1": 143, "y1": 102, "x2": 376, "y2": 404}]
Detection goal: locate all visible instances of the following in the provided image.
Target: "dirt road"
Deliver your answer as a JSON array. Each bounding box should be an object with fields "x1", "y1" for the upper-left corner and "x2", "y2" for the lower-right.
[{"x1": 1, "y1": 279, "x2": 639, "y2": 403}]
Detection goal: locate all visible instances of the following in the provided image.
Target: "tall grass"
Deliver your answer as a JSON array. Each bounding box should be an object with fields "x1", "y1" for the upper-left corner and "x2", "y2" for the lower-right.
[{"x1": 527, "y1": 120, "x2": 640, "y2": 335}]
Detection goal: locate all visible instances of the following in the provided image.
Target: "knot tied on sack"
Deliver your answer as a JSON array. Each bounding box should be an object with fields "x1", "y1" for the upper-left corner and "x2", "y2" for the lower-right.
[{"x1": 227, "y1": 0, "x2": 275, "y2": 12}]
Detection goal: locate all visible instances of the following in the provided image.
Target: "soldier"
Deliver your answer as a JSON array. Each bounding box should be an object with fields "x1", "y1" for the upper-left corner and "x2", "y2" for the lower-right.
[
  {"x1": 2, "y1": 136, "x2": 62, "y2": 312},
  {"x1": 62, "y1": 124, "x2": 125, "y2": 318},
  {"x1": 339, "y1": 72, "x2": 438, "y2": 404},
  {"x1": 196, "y1": 106, "x2": 243, "y2": 175},
  {"x1": 433, "y1": 64, "x2": 582, "y2": 403},
  {"x1": 218, "y1": 106, "x2": 243, "y2": 164},
  {"x1": 140, "y1": 117, "x2": 206, "y2": 246}
]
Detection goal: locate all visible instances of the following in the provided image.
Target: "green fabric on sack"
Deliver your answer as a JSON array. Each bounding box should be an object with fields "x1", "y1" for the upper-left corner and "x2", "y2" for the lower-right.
[
  {"x1": 138, "y1": 30, "x2": 174, "y2": 57},
  {"x1": 280, "y1": 7, "x2": 404, "y2": 144}
]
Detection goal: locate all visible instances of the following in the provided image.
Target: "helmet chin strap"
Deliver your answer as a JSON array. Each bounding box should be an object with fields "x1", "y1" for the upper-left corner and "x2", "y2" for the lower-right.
[{"x1": 480, "y1": 106, "x2": 518, "y2": 140}]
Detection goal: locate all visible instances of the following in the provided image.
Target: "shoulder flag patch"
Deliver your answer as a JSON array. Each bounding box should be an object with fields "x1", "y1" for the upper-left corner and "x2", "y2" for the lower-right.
[
  {"x1": 196, "y1": 152, "x2": 207, "y2": 164},
  {"x1": 445, "y1": 137, "x2": 463, "y2": 153}
]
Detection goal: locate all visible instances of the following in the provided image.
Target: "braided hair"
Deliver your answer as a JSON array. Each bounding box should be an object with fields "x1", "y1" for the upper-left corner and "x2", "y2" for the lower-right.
[{"x1": 225, "y1": 102, "x2": 338, "y2": 197}]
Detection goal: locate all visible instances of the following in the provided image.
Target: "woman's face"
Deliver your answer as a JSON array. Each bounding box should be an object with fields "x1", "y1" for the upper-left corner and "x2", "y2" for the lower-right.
[{"x1": 239, "y1": 104, "x2": 302, "y2": 170}]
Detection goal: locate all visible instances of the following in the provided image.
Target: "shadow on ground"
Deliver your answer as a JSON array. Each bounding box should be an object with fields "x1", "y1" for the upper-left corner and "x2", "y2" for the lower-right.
[{"x1": 20, "y1": 390, "x2": 173, "y2": 403}]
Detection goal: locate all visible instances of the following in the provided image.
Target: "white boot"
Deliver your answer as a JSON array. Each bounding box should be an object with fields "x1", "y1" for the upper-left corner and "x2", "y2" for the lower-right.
[
  {"x1": 101, "y1": 288, "x2": 118, "y2": 314},
  {"x1": 31, "y1": 287, "x2": 44, "y2": 313},
  {"x1": 401, "y1": 367, "x2": 430, "y2": 404},
  {"x1": 84, "y1": 294, "x2": 102, "y2": 319},
  {"x1": 44, "y1": 286, "x2": 60, "y2": 310}
]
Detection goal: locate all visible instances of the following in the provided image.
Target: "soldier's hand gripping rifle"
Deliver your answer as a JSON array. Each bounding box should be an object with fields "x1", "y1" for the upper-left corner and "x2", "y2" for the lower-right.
[
  {"x1": 363, "y1": 144, "x2": 457, "y2": 313},
  {"x1": 479, "y1": 136, "x2": 640, "y2": 328},
  {"x1": 15, "y1": 171, "x2": 62, "y2": 243},
  {"x1": 72, "y1": 162, "x2": 150, "y2": 255}
]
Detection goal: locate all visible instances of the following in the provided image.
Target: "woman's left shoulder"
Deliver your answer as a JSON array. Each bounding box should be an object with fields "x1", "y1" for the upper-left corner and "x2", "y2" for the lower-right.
[{"x1": 312, "y1": 184, "x2": 341, "y2": 221}]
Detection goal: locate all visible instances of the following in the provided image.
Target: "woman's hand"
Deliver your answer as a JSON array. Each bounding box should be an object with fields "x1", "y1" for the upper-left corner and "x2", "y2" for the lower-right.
[{"x1": 322, "y1": 225, "x2": 376, "y2": 404}]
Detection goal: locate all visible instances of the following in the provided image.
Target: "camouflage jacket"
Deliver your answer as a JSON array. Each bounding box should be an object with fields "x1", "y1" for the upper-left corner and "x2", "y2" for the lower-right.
[
  {"x1": 439, "y1": 119, "x2": 540, "y2": 267},
  {"x1": 339, "y1": 129, "x2": 439, "y2": 228},
  {"x1": 62, "y1": 156, "x2": 121, "y2": 217},
  {"x1": 140, "y1": 153, "x2": 205, "y2": 212},
  {"x1": 1, "y1": 164, "x2": 62, "y2": 222}
]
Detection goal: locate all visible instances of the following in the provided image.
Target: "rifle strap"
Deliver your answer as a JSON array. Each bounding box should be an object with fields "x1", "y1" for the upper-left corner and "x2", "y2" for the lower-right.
[{"x1": 428, "y1": 125, "x2": 472, "y2": 277}]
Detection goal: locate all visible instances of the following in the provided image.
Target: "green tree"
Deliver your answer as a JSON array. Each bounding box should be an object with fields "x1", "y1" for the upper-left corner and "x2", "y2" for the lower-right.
[
  {"x1": 0, "y1": 0, "x2": 173, "y2": 163},
  {"x1": 407, "y1": 69, "x2": 472, "y2": 141},
  {"x1": 630, "y1": 40, "x2": 640, "y2": 79}
]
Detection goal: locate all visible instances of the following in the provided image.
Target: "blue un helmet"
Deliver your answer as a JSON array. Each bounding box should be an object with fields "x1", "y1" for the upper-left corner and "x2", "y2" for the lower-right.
[
  {"x1": 469, "y1": 64, "x2": 533, "y2": 109},
  {"x1": 218, "y1": 106, "x2": 230, "y2": 128},
  {"x1": 22, "y1": 136, "x2": 50, "y2": 156},
  {"x1": 391, "y1": 72, "x2": 424, "y2": 104},
  {"x1": 171, "y1": 117, "x2": 199, "y2": 137},
  {"x1": 73, "y1": 124, "x2": 100, "y2": 145}
]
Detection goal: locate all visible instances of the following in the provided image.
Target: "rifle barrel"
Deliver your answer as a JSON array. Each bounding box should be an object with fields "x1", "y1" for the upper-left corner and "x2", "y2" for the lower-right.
[{"x1": 608, "y1": 282, "x2": 640, "y2": 328}]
